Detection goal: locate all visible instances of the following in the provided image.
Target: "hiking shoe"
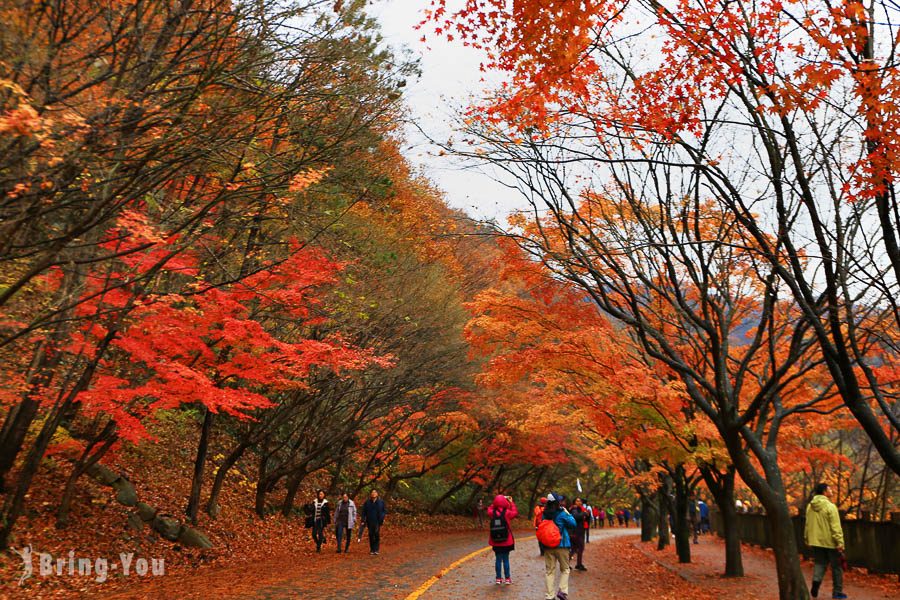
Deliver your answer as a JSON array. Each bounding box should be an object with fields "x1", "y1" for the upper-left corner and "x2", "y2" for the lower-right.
[
  {"x1": 556, "y1": 592, "x2": 569, "y2": 600},
  {"x1": 495, "y1": 578, "x2": 502, "y2": 585},
  {"x1": 504, "y1": 578, "x2": 512, "y2": 585},
  {"x1": 832, "y1": 594, "x2": 848, "y2": 599},
  {"x1": 576, "y1": 564, "x2": 587, "y2": 571}
]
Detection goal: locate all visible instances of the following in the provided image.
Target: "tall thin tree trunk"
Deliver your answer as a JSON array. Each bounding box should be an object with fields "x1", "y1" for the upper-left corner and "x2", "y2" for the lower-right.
[
  {"x1": 206, "y1": 439, "x2": 250, "y2": 517},
  {"x1": 186, "y1": 408, "x2": 214, "y2": 524},
  {"x1": 657, "y1": 480, "x2": 670, "y2": 550}
]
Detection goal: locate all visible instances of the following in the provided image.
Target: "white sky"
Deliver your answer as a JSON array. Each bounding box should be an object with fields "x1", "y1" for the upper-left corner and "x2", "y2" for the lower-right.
[{"x1": 370, "y1": 0, "x2": 526, "y2": 223}]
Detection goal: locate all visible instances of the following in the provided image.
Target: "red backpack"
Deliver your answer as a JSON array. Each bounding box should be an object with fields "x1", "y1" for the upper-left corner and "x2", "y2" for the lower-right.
[{"x1": 536, "y1": 518, "x2": 562, "y2": 548}]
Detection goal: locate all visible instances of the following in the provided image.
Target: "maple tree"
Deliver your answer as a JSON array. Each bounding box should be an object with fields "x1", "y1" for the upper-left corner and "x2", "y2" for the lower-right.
[
  {"x1": 465, "y1": 237, "x2": 744, "y2": 568},
  {"x1": 426, "y1": 1, "x2": 900, "y2": 597}
]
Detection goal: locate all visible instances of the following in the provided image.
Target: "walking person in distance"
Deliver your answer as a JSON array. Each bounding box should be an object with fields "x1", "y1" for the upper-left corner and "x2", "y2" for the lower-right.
[
  {"x1": 358, "y1": 489, "x2": 386, "y2": 555},
  {"x1": 334, "y1": 492, "x2": 356, "y2": 553},
  {"x1": 309, "y1": 489, "x2": 330, "y2": 553},
  {"x1": 569, "y1": 498, "x2": 588, "y2": 571}
]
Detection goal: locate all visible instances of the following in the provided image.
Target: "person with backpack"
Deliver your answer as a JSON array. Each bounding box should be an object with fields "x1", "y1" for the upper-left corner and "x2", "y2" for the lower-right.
[
  {"x1": 607, "y1": 507, "x2": 615, "y2": 527},
  {"x1": 538, "y1": 491, "x2": 577, "y2": 600},
  {"x1": 804, "y1": 483, "x2": 847, "y2": 599},
  {"x1": 533, "y1": 497, "x2": 548, "y2": 556},
  {"x1": 358, "y1": 489, "x2": 386, "y2": 555},
  {"x1": 487, "y1": 494, "x2": 518, "y2": 585},
  {"x1": 307, "y1": 489, "x2": 330, "y2": 553}
]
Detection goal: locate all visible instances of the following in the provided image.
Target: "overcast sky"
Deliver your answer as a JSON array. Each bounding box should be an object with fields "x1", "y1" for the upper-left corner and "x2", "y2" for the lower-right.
[{"x1": 369, "y1": 0, "x2": 526, "y2": 223}]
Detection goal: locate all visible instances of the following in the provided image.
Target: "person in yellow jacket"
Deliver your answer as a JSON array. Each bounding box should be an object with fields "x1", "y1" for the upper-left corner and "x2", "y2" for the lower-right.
[{"x1": 804, "y1": 483, "x2": 846, "y2": 599}]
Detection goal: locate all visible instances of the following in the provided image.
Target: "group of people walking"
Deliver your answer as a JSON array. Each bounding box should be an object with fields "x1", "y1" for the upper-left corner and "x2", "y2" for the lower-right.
[
  {"x1": 480, "y1": 481, "x2": 848, "y2": 600},
  {"x1": 303, "y1": 489, "x2": 386, "y2": 555},
  {"x1": 302, "y1": 480, "x2": 847, "y2": 600},
  {"x1": 482, "y1": 491, "x2": 601, "y2": 600}
]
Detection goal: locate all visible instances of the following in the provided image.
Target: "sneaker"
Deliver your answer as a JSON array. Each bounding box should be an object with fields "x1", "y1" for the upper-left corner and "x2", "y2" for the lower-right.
[
  {"x1": 576, "y1": 564, "x2": 587, "y2": 571},
  {"x1": 504, "y1": 578, "x2": 512, "y2": 585},
  {"x1": 374, "y1": 551, "x2": 379, "y2": 555},
  {"x1": 556, "y1": 592, "x2": 569, "y2": 600},
  {"x1": 832, "y1": 594, "x2": 848, "y2": 599},
  {"x1": 495, "y1": 578, "x2": 503, "y2": 585}
]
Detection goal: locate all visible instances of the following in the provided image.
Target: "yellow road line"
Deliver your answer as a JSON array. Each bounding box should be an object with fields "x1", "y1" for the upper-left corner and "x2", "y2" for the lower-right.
[{"x1": 404, "y1": 535, "x2": 536, "y2": 600}]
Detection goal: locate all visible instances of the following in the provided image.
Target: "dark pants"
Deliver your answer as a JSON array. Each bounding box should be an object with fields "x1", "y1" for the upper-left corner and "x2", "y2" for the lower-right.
[
  {"x1": 584, "y1": 524, "x2": 590, "y2": 543},
  {"x1": 811, "y1": 546, "x2": 843, "y2": 595},
  {"x1": 365, "y1": 521, "x2": 381, "y2": 552},
  {"x1": 569, "y1": 534, "x2": 585, "y2": 567},
  {"x1": 335, "y1": 524, "x2": 351, "y2": 551},
  {"x1": 313, "y1": 519, "x2": 327, "y2": 550}
]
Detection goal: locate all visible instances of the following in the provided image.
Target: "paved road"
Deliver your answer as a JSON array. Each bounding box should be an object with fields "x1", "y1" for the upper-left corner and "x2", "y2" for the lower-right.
[
  {"x1": 108, "y1": 526, "x2": 636, "y2": 600},
  {"x1": 422, "y1": 528, "x2": 633, "y2": 600}
]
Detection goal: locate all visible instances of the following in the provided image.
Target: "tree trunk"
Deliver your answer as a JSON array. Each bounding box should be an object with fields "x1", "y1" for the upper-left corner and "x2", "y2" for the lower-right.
[
  {"x1": 205, "y1": 439, "x2": 250, "y2": 517},
  {"x1": 0, "y1": 397, "x2": 40, "y2": 490},
  {"x1": 0, "y1": 397, "x2": 71, "y2": 548},
  {"x1": 255, "y1": 454, "x2": 270, "y2": 518},
  {"x1": 429, "y1": 473, "x2": 476, "y2": 514},
  {"x1": 527, "y1": 467, "x2": 547, "y2": 512},
  {"x1": 640, "y1": 491, "x2": 658, "y2": 542},
  {"x1": 57, "y1": 424, "x2": 117, "y2": 528},
  {"x1": 701, "y1": 464, "x2": 744, "y2": 577},
  {"x1": 281, "y1": 470, "x2": 305, "y2": 517},
  {"x1": 672, "y1": 466, "x2": 691, "y2": 563},
  {"x1": 657, "y1": 484, "x2": 670, "y2": 550},
  {"x1": 768, "y1": 499, "x2": 809, "y2": 600},
  {"x1": 186, "y1": 408, "x2": 214, "y2": 524}
]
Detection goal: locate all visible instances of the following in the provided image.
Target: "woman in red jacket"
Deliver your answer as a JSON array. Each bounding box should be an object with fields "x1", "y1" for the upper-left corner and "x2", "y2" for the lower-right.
[{"x1": 487, "y1": 494, "x2": 518, "y2": 584}]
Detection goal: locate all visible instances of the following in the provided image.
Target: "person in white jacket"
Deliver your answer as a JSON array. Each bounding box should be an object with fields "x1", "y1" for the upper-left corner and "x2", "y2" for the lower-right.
[{"x1": 334, "y1": 492, "x2": 357, "y2": 554}]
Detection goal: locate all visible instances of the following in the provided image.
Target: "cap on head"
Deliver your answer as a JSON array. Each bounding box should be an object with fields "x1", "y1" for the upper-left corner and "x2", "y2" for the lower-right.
[{"x1": 546, "y1": 491, "x2": 565, "y2": 503}]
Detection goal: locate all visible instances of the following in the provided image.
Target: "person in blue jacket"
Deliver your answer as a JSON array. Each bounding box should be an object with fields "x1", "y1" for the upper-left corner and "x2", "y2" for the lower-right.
[
  {"x1": 542, "y1": 491, "x2": 577, "y2": 600},
  {"x1": 357, "y1": 489, "x2": 387, "y2": 555}
]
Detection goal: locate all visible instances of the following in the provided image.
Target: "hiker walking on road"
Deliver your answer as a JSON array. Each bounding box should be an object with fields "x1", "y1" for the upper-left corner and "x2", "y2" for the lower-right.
[
  {"x1": 569, "y1": 498, "x2": 588, "y2": 571},
  {"x1": 534, "y1": 497, "x2": 548, "y2": 556},
  {"x1": 804, "y1": 483, "x2": 847, "y2": 599},
  {"x1": 309, "y1": 489, "x2": 330, "y2": 553},
  {"x1": 334, "y1": 492, "x2": 356, "y2": 553},
  {"x1": 473, "y1": 497, "x2": 485, "y2": 529},
  {"x1": 539, "y1": 491, "x2": 577, "y2": 600},
  {"x1": 697, "y1": 499, "x2": 709, "y2": 534},
  {"x1": 358, "y1": 489, "x2": 386, "y2": 555},
  {"x1": 488, "y1": 494, "x2": 518, "y2": 585}
]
